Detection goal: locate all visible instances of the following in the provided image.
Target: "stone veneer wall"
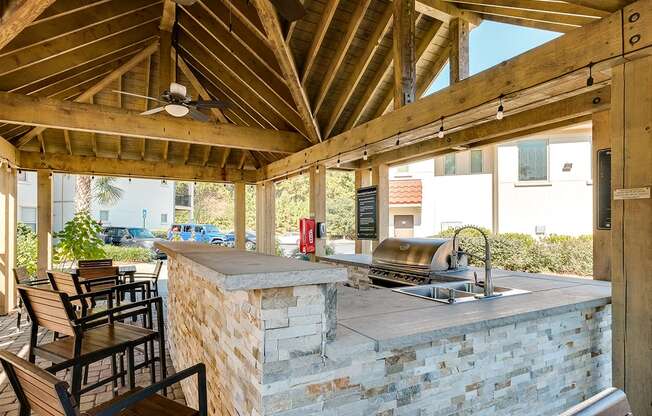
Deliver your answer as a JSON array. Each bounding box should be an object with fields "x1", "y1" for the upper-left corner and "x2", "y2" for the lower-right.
[
  {"x1": 261, "y1": 305, "x2": 612, "y2": 416},
  {"x1": 166, "y1": 254, "x2": 332, "y2": 416}
]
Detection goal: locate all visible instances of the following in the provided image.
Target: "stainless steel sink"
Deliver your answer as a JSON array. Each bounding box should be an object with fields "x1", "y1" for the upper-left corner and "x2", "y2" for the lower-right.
[{"x1": 392, "y1": 282, "x2": 530, "y2": 304}]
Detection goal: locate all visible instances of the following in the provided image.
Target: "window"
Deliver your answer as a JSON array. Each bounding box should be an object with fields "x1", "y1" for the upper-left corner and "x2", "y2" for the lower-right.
[
  {"x1": 20, "y1": 207, "x2": 37, "y2": 231},
  {"x1": 99, "y1": 210, "x2": 109, "y2": 222},
  {"x1": 161, "y1": 213, "x2": 168, "y2": 224},
  {"x1": 17, "y1": 171, "x2": 27, "y2": 182},
  {"x1": 444, "y1": 154, "x2": 456, "y2": 175},
  {"x1": 470, "y1": 150, "x2": 483, "y2": 174},
  {"x1": 518, "y1": 140, "x2": 548, "y2": 181}
]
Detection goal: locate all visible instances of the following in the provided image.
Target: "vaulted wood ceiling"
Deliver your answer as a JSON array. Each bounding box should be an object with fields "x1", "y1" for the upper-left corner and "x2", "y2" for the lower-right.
[{"x1": 0, "y1": 0, "x2": 624, "y2": 174}]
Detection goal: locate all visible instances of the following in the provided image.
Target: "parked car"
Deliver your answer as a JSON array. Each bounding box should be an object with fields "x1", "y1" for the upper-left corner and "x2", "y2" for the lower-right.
[
  {"x1": 100, "y1": 226, "x2": 166, "y2": 259},
  {"x1": 223, "y1": 231, "x2": 256, "y2": 250},
  {"x1": 167, "y1": 223, "x2": 227, "y2": 245},
  {"x1": 277, "y1": 232, "x2": 300, "y2": 246}
]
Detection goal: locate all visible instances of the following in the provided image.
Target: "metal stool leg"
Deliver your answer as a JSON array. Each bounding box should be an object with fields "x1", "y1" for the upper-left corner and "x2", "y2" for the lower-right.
[{"x1": 126, "y1": 346, "x2": 136, "y2": 390}]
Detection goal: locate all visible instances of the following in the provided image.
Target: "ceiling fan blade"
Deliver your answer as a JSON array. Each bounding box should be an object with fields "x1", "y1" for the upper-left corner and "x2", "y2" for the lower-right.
[
  {"x1": 190, "y1": 99, "x2": 229, "y2": 109},
  {"x1": 270, "y1": 0, "x2": 306, "y2": 21},
  {"x1": 188, "y1": 108, "x2": 210, "y2": 122},
  {"x1": 141, "y1": 106, "x2": 166, "y2": 115},
  {"x1": 113, "y1": 90, "x2": 164, "y2": 103}
]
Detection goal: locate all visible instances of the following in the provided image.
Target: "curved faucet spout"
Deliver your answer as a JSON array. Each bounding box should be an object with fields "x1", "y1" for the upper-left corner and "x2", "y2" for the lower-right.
[{"x1": 451, "y1": 226, "x2": 494, "y2": 298}]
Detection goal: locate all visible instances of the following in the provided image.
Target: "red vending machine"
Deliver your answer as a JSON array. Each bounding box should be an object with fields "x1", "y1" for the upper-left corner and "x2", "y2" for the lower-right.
[{"x1": 299, "y1": 218, "x2": 316, "y2": 254}]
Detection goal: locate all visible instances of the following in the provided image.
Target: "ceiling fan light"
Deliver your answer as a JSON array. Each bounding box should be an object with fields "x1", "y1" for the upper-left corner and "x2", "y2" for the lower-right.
[
  {"x1": 169, "y1": 82, "x2": 187, "y2": 96},
  {"x1": 165, "y1": 104, "x2": 189, "y2": 117}
]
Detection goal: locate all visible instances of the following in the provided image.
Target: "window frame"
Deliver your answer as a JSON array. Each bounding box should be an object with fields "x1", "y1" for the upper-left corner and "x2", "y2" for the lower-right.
[
  {"x1": 517, "y1": 139, "x2": 550, "y2": 184},
  {"x1": 470, "y1": 150, "x2": 483, "y2": 174},
  {"x1": 443, "y1": 154, "x2": 456, "y2": 176},
  {"x1": 99, "y1": 210, "x2": 110, "y2": 222}
]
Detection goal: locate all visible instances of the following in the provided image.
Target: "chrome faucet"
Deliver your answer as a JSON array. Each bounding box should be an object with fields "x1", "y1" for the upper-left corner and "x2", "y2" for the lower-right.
[{"x1": 450, "y1": 226, "x2": 498, "y2": 299}]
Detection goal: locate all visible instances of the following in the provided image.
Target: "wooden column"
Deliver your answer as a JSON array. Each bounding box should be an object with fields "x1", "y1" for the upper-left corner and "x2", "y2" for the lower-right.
[
  {"x1": 309, "y1": 164, "x2": 326, "y2": 261},
  {"x1": 234, "y1": 182, "x2": 247, "y2": 250},
  {"x1": 355, "y1": 169, "x2": 372, "y2": 255},
  {"x1": 0, "y1": 166, "x2": 17, "y2": 315},
  {"x1": 449, "y1": 18, "x2": 469, "y2": 84},
  {"x1": 610, "y1": 55, "x2": 652, "y2": 415},
  {"x1": 37, "y1": 170, "x2": 52, "y2": 278},
  {"x1": 491, "y1": 144, "x2": 499, "y2": 235},
  {"x1": 392, "y1": 0, "x2": 416, "y2": 109},
  {"x1": 256, "y1": 181, "x2": 276, "y2": 255},
  {"x1": 592, "y1": 110, "x2": 611, "y2": 281},
  {"x1": 371, "y1": 164, "x2": 389, "y2": 250}
]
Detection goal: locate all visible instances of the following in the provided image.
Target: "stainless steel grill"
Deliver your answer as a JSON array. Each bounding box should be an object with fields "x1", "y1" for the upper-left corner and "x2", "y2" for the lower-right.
[{"x1": 368, "y1": 238, "x2": 464, "y2": 287}]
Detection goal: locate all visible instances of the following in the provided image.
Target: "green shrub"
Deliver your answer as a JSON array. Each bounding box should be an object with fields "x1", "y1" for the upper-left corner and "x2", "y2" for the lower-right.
[
  {"x1": 16, "y1": 223, "x2": 38, "y2": 276},
  {"x1": 54, "y1": 211, "x2": 105, "y2": 268},
  {"x1": 103, "y1": 245, "x2": 154, "y2": 263},
  {"x1": 151, "y1": 230, "x2": 168, "y2": 239}
]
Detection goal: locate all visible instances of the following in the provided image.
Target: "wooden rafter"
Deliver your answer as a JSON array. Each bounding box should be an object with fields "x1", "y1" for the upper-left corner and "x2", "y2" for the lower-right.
[
  {"x1": 313, "y1": 0, "x2": 373, "y2": 114},
  {"x1": 449, "y1": 17, "x2": 469, "y2": 83},
  {"x1": 177, "y1": 55, "x2": 229, "y2": 123},
  {"x1": 416, "y1": 44, "x2": 449, "y2": 97},
  {"x1": 14, "y1": 41, "x2": 159, "y2": 147},
  {"x1": 322, "y1": 4, "x2": 393, "y2": 138},
  {"x1": 0, "y1": 0, "x2": 56, "y2": 50},
  {"x1": 447, "y1": 0, "x2": 609, "y2": 18},
  {"x1": 222, "y1": 0, "x2": 267, "y2": 41},
  {"x1": 220, "y1": 148, "x2": 231, "y2": 168},
  {"x1": 4, "y1": 92, "x2": 308, "y2": 154},
  {"x1": 393, "y1": 0, "x2": 418, "y2": 110},
  {"x1": 301, "y1": 0, "x2": 340, "y2": 84},
  {"x1": 457, "y1": 3, "x2": 595, "y2": 27},
  {"x1": 159, "y1": 0, "x2": 175, "y2": 95},
  {"x1": 474, "y1": 13, "x2": 579, "y2": 32},
  {"x1": 416, "y1": 0, "x2": 482, "y2": 24},
  {"x1": 252, "y1": 0, "x2": 321, "y2": 143},
  {"x1": 559, "y1": 0, "x2": 631, "y2": 12}
]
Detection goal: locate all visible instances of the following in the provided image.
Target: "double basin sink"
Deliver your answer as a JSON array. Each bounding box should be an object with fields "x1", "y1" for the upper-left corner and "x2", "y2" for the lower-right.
[{"x1": 393, "y1": 281, "x2": 530, "y2": 304}]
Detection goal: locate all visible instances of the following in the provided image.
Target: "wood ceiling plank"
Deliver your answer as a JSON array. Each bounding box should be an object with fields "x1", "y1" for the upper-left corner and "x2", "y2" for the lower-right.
[
  {"x1": 252, "y1": 0, "x2": 322, "y2": 143},
  {"x1": 447, "y1": 0, "x2": 608, "y2": 18},
  {"x1": 3, "y1": 92, "x2": 308, "y2": 153},
  {"x1": 313, "y1": 0, "x2": 373, "y2": 115},
  {"x1": 0, "y1": 0, "x2": 56, "y2": 51},
  {"x1": 220, "y1": 148, "x2": 231, "y2": 168},
  {"x1": 301, "y1": 0, "x2": 340, "y2": 84},
  {"x1": 416, "y1": 0, "x2": 482, "y2": 25},
  {"x1": 476, "y1": 13, "x2": 577, "y2": 32},
  {"x1": 177, "y1": 55, "x2": 229, "y2": 123},
  {"x1": 322, "y1": 5, "x2": 393, "y2": 138},
  {"x1": 458, "y1": 3, "x2": 595, "y2": 26},
  {"x1": 561, "y1": 0, "x2": 631, "y2": 12},
  {"x1": 221, "y1": 0, "x2": 267, "y2": 41},
  {"x1": 416, "y1": 44, "x2": 449, "y2": 97}
]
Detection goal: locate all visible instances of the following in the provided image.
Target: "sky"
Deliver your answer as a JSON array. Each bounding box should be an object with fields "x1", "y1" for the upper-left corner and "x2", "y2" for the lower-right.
[{"x1": 426, "y1": 21, "x2": 561, "y2": 96}]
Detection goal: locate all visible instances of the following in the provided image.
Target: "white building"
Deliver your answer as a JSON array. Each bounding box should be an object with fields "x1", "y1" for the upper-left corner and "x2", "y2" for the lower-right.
[
  {"x1": 389, "y1": 122, "x2": 593, "y2": 237},
  {"x1": 17, "y1": 173, "x2": 180, "y2": 233}
]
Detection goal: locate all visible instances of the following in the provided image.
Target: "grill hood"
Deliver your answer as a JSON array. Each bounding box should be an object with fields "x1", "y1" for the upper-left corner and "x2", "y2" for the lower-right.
[{"x1": 371, "y1": 237, "x2": 457, "y2": 275}]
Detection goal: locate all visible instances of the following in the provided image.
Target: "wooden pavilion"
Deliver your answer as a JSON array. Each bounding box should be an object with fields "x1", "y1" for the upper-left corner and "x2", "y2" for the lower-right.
[{"x1": 0, "y1": 0, "x2": 650, "y2": 413}]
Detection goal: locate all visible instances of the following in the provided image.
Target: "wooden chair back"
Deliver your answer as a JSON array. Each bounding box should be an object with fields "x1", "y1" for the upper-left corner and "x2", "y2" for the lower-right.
[
  {"x1": 0, "y1": 350, "x2": 75, "y2": 416},
  {"x1": 78, "y1": 259, "x2": 113, "y2": 268},
  {"x1": 77, "y1": 266, "x2": 119, "y2": 280},
  {"x1": 17, "y1": 286, "x2": 78, "y2": 337},
  {"x1": 13, "y1": 267, "x2": 31, "y2": 284},
  {"x1": 153, "y1": 260, "x2": 163, "y2": 279},
  {"x1": 47, "y1": 271, "x2": 87, "y2": 309}
]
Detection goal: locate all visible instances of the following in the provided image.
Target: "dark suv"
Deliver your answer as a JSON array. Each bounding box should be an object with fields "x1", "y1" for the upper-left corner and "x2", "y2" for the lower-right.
[{"x1": 101, "y1": 226, "x2": 166, "y2": 259}]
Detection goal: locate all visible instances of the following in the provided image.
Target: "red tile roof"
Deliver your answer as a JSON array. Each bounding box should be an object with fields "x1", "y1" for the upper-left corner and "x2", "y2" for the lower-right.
[{"x1": 389, "y1": 179, "x2": 422, "y2": 205}]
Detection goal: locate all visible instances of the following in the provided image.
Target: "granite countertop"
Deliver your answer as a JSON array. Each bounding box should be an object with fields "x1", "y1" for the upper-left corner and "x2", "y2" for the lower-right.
[
  {"x1": 155, "y1": 241, "x2": 348, "y2": 291},
  {"x1": 331, "y1": 271, "x2": 611, "y2": 352},
  {"x1": 319, "y1": 254, "x2": 372, "y2": 268}
]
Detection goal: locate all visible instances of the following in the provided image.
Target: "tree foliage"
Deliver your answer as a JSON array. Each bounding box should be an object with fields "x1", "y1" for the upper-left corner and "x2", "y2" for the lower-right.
[
  {"x1": 16, "y1": 223, "x2": 38, "y2": 276},
  {"x1": 54, "y1": 211, "x2": 106, "y2": 268}
]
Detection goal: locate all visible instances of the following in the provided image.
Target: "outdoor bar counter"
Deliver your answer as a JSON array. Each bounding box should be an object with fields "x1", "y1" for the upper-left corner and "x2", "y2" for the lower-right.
[{"x1": 156, "y1": 242, "x2": 612, "y2": 416}]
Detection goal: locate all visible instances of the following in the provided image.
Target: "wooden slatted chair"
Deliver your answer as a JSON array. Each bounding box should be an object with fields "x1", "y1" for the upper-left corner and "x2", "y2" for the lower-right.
[
  {"x1": 78, "y1": 259, "x2": 114, "y2": 268},
  {"x1": 132, "y1": 261, "x2": 164, "y2": 297},
  {"x1": 17, "y1": 285, "x2": 167, "y2": 404},
  {"x1": 12, "y1": 267, "x2": 50, "y2": 330},
  {"x1": 0, "y1": 350, "x2": 207, "y2": 416},
  {"x1": 76, "y1": 266, "x2": 123, "y2": 295}
]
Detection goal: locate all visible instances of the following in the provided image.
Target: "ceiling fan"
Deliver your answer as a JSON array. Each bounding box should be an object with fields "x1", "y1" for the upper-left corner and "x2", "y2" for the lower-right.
[
  {"x1": 170, "y1": 0, "x2": 306, "y2": 22},
  {"x1": 114, "y1": 83, "x2": 228, "y2": 122}
]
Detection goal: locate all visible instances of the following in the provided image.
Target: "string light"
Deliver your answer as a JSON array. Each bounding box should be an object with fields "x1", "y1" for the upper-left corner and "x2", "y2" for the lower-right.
[
  {"x1": 315, "y1": 165, "x2": 320, "y2": 174},
  {"x1": 496, "y1": 95, "x2": 504, "y2": 120},
  {"x1": 362, "y1": 145, "x2": 368, "y2": 161},
  {"x1": 395, "y1": 131, "x2": 401, "y2": 146},
  {"x1": 437, "y1": 117, "x2": 445, "y2": 139},
  {"x1": 586, "y1": 62, "x2": 594, "y2": 87},
  {"x1": 336, "y1": 154, "x2": 341, "y2": 168}
]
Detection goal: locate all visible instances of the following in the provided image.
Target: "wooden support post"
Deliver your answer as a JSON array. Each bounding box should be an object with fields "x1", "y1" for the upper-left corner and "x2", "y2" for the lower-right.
[
  {"x1": 256, "y1": 181, "x2": 276, "y2": 255},
  {"x1": 592, "y1": 110, "x2": 611, "y2": 281},
  {"x1": 159, "y1": 32, "x2": 172, "y2": 96},
  {"x1": 0, "y1": 165, "x2": 17, "y2": 315},
  {"x1": 36, "y1": 170, "x2": 52, "y2": 278},
  {"x1": 309, "y1": 165, "x2": 326, "y2": 261},
  {"x1": 609, "y1": 54, "x2": 652, "y2": 415},
  {"x1": 355, "y1": 169, "x2": 372, "y2": 255},
  {"x1": 449, "y1": 18, "x2": 469, "y2": 83},
  {"x1": 371, "y1": 164, "x2": 389, "y2": 250},
  {"x1": 393, "y1": 0, "x2": 417, "y2": 109},
  {"x1": 491, "y1": 144, "x2": 499, "y2": 234},
  {"x1": 234, "y1": 182, "x2": 247, "y2": 250}
]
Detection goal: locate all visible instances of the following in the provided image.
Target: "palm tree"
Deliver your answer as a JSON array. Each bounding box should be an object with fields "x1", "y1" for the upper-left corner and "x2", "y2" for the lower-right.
[{"x1": 75, "y1": 175, "x2": 124, "y2": 212}]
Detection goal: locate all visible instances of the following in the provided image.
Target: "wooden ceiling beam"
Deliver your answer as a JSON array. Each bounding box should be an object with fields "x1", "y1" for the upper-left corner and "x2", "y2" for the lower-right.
[
  {"x1": 258, "y1": 8, "x2": 625, "y2": 180},
  {"x1": 416, "y1": 0, "x2": 482, "y2": 25},
  {"x1": 393, "y1": 0, "x2": 417, "y2": 110},
  {"x1": 449, "y1": 17, "x2": 469, "y2": 84},
  {"x1": 14, "y1": 41, "x2": 159, "y2": 147},
  {"x1": 313, "y1": 0, "x2": 373, "y2": 115},
  {"x1": 475, "y1": 13, "x2": 577, "y2": 32},
  {"x1": 177, "y1": 55, "x2": 229, "y2": 123},
  {"x1": 158, "y1": 0, "x2": 175, "y2": 95},
  {"x1": 445, "y1": 0, "x2": 609, "y2": 18},
  {"x1": 220, "y1": 148, "x2": 231, "y2": 168},
  {"x1": 0, "y1": 135, "x2": 19, "y2": 166},
  {"x1": 361, "y1": 87, "x2": 610, "y2": 168},
  {"x1": 457, "y1": 3, "x2": 594, "y2": 26},
  {"x1": 18, "y1": 151, "x2": 259, "y2": 183},
  {"x1": 560, "y1": 0, "x2": 631, "y2": 13},
  {"x1": 3, "y1": 92, "x2": 308, "y2": 153},
  {"x1": 322, "y1": 5, "x2": 393, "y2": 138},
  {"x1": 253, "y1": 0, "x2": 322, "y2": 144},
  {"x1": 416, "y1": 44, "x2": 449, "y2": 97},
  {"x1": 0, "y1": 0, "x2": 56, "y2": 50},
  {"x1": 301, "y1": 0, "x2": 340, "y2": 84},
  {"x1": 222, "y1": 0, "x2": 267, "y2": 41}
]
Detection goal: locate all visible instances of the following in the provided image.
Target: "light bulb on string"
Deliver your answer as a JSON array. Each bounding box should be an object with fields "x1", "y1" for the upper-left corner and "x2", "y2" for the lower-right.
[
  {"x1": 336, "y1": 154, "x2": 341, "y2": 168},
  {"x1": 363, "y1": 146, "x2": 368, "y2": 161},
  {"x1": 496, "y1": 95, "x2": 504, "y2": 120},
  {"x1": 437, "y1": 117, "x2": 445, "y2": 139},
  {"x1": 586, "y1": 62, "x2": 594, "y2": 87}
]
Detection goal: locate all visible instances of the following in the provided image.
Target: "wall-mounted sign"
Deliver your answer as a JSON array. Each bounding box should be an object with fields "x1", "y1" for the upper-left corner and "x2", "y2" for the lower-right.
[
  {"x1": 356, "y1": 186, "x2": 377, "y2": 240},
  {"x1": 597, "y1": 149, "x2": 611, "y2": 230},
  {"x1": 614, "y1": 187, "x2": 651, "y2": 200}
]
